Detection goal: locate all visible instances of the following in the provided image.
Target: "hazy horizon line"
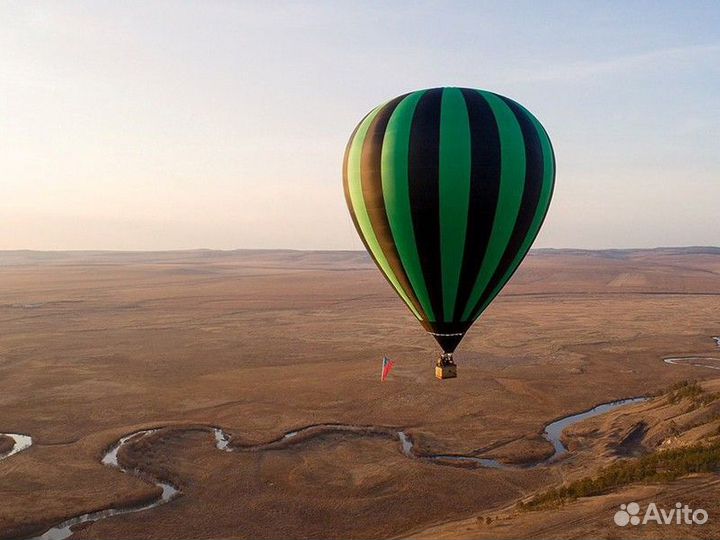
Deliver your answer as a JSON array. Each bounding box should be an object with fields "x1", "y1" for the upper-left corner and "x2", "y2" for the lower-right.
[{"x1": 2, "y1": 245, "x2": 719, "y2": 254}]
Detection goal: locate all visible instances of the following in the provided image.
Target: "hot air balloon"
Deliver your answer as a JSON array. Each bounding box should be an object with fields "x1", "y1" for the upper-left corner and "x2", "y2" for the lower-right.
[{"x1": 342, "y1": 87, "x2": 555, "y2": 379}]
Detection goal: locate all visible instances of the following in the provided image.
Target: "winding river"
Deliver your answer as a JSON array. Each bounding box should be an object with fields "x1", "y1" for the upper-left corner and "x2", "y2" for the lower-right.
[
  {"x1": 10, "y1": 336, "x2": 719, "y2": 539},
  {"x1": 396, "y1": 397, "x2": 647, "y2": 469},
  {"x1": 27, "y1": 396, "x2": 647, "y2": 540},
  {"x1": 664, "y1": 357, "x2": 720, "y2": 370},
  {"x1": 663, "y1": 336, "x2": 720, "y2": 370},
  {"x1": 28, "y1": 431, "x2": 179, "y2": 540}
]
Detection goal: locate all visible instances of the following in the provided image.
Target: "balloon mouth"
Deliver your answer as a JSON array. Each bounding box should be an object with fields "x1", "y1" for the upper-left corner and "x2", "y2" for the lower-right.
[
  {"x1": 421, "y1": 320, "x2": 472, "y2": 354},
  {"x1": 426, "y1": 331, "x2": 466, "y2": 355}
]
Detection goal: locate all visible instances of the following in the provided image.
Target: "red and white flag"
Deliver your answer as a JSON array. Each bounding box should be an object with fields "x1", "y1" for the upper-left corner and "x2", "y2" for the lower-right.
[{"x1": 381, "y1": 356, "x2": 395, "y2": 381}]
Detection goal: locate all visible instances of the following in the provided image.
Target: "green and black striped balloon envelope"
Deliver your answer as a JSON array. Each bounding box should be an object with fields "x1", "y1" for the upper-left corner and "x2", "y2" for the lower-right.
[{"x1": 343, "y1": 87, "x2": 555, "y2": 355}]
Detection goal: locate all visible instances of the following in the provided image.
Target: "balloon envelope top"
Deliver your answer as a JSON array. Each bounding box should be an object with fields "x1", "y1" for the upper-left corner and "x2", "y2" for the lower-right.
[{"x1": 343, "y1": 87, "x2": 555, "y2": 354}]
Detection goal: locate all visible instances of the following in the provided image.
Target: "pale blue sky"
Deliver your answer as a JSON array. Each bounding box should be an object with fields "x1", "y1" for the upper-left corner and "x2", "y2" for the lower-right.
[{"x1": 1, "y1": 1, "x2": 718, "y2": 250}]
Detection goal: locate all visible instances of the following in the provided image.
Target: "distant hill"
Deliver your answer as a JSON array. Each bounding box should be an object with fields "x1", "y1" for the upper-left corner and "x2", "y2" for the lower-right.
[
  {"x1": 1, "y1": 246, "x2": 718, "y2": 268},
  {"x1": 0, "y1": 249, "x2": 374, "y2": 269},
  {"x1": 533, "y1": 246, "x2": 720, "y2": 258}
]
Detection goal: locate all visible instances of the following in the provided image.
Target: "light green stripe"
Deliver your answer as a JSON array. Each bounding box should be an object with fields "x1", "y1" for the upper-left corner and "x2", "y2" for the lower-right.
[
  {"x1": 348, "y1": 103, "x2": 423, "y2": 321},
  {"x1": 381, "y1": 91, "x2": 435, "y2": 321},
  {"x1": 439, "y1": 88, "x2": 471, "y2": 321},
  {"x1": 473, "y1": 108, "x2": 555, "y2": 319},
  {"x1": 461, "y1": 90, "x2": 526, "y2": 321}
]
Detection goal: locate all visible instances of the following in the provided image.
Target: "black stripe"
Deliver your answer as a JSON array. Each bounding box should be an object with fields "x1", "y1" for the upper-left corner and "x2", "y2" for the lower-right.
[
  {"x1": 361, "y1": 95, "x2": 428, "y2": 320},
  {"x1": 466, "y1": 96, "x2": 545, "y2": 320},
  {"x1": 407, "y1": 88, "x2": 444, "y2": 322},
  {"x1": 453, "y1": 89, "x2": 502, "y2": 321}
]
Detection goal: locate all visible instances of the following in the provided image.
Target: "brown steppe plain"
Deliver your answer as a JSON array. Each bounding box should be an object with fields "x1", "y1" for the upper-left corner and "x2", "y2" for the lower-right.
[{"x1": 1, "y1": 248, "x2": 720, "y2": 539}]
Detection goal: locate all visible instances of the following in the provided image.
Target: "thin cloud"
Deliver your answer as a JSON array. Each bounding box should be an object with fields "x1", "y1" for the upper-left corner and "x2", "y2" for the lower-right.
[{"x1": 502, "y1": 43, "x2": 720, "y2": 84}]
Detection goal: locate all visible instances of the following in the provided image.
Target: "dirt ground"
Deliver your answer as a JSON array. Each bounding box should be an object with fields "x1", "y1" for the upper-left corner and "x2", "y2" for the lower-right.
[
  {"x1": 405, "y1": 475, "x2": 720, "y2": 539},
  {"x1": 0, "y1": 248, "x2": 719, "y2": 539}
]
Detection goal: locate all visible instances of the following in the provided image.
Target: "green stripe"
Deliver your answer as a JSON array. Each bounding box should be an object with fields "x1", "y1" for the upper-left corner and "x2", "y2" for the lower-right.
[
  {"x1": 461, "y1": 90, "x2": 526, "y2": 321},
  {"x1": 348, "y1": 103, "x2": 423, "y2": 321},
  {"x1": 473, "y1": 108, "x2": 555, "y2": 318},
  {"x1": 380, "y1": 91, "x2": 434, "y2": 321},
  {"x1": 439, "y1": 88, "x2": 471, "y2": 321}
]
